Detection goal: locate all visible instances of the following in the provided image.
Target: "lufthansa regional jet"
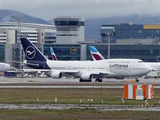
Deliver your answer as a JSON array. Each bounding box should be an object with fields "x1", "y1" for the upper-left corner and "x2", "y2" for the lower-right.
[{"x1": 20, "y1": 38, "x2": 152, "y2": 82}]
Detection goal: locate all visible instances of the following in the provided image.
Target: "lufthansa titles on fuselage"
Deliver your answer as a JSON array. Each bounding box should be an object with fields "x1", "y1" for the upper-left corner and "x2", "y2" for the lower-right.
[{"x1": 109, "y1": 64, "x2": 128, "y2": 68}]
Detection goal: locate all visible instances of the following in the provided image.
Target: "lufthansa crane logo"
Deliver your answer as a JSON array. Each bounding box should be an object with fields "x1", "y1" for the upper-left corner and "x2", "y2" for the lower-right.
[
  {"x1": 26, "y1": 46, "x2": 36, "y2": 59},
  {"x1": 70, "y1": 46, "x2": 77, "y2": 54}
]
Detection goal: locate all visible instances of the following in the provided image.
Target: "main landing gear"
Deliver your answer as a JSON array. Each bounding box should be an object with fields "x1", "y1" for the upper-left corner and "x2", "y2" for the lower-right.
[
  {"x1": 79, "y1": 78, "x2": 103, "y2": 82},
  {"x1": 135, "y1": 77, "x2": 139, "y2": 82},
  {"x1": 79, "y1": 79, "x2": 91, "y2": 82},
  {"x1": 95, "y1": 78, "x2": 102, "y2": 82}
]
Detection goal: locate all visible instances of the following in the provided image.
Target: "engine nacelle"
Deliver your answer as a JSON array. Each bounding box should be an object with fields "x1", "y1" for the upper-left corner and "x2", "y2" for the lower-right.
[
  {"x1": 115, "y1": 77, "x2": 125, "y2": 79},
  {"x1": 81, "y1": 73, "x2": 92, "y2": 80},
  {"x1": 51, "y1": 72, "x2": 62, "y2": 78}
]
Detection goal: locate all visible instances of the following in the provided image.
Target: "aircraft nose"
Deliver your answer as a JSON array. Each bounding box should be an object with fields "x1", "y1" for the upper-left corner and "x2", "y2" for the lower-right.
[
  {"x1": 6, "y1": 64, "x2": 10, "y2": 68},
  {"x1": 146, "y1": 64, "x2": 152, "y2": 73},
  {"x1": 5, "y1": 64, "x2": 12, "y2": 70}
]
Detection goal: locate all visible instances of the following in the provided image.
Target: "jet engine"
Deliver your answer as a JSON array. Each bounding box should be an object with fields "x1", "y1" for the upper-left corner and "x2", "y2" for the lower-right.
[
  {"x1": 115, "y1": 77, "x2": 125, "y2": 79},
  {"x1": 51, "y1": 72, "x2": 63, "y2": 78},
  {"x1": 81, "y1": 73, "x2": 92, "y2": 80}
]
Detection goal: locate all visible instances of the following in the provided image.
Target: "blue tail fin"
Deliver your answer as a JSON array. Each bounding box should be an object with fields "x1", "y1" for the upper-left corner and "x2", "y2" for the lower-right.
[{"x1": 20, "y1": 38, "x2": 50, "y2": 69}]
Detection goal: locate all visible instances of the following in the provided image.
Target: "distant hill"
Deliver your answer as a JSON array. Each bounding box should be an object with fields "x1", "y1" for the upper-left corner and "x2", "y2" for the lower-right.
[{"x1": 0, "y1": 9, "x2": 51, "y2": 24}]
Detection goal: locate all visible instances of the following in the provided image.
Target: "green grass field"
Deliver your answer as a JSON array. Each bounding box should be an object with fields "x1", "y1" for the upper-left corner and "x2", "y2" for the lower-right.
[
  {"x1": 0, "y1": 88, "x2": 159, "y2": 105},
  {"x1": 0, "y1": 88, "x2": 159, "y2": 119},
  {"x1": 0, "y1": 109, "x2": 159, "y2": 120}
]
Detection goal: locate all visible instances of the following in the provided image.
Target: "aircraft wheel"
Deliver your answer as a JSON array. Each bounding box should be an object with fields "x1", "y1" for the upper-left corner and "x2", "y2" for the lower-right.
[
  {"x1": 80, "y1": 79, "x2": 91, "y2": 82},
  {"x1": 95, "y1": 79, "x2": 99, "y2": 82},
  {"x1": 79, "y1": 79, "x2": 83, "y2": 82},
  {"x1": 98, "y1": 79, "x2": 102, "y2": 82},
  {"x1": 95, "y1": 79, "x2": 102, "y2": 82}
]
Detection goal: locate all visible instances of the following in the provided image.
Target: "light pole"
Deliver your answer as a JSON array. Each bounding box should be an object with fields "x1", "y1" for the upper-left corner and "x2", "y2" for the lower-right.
[
  {"x1": 11, "y1": 16, "x2": 22, "y2": 42},
  {"x1": 106, "y1": 33, "x2": 114, "y2": 59},
  {"x1": 11, "y1": 16, "x2": 23, "y2": 76},
  {"x1": 107, "y1": 33, "x2": 110, "y2": 59},
  {"x1": 101, "y1": 26, "x2": 115, "y2": 59}
]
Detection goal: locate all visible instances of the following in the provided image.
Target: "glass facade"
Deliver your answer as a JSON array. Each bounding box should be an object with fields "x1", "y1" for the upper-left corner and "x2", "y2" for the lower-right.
[
  {"x1": 54, "y1": 21, "x2": 84, "y2": 26},
  {"x1": 44, "y1": 32, "x2": 56, "y2": 44},
  {"x1": 44, "y1": 44, "x2": 81, "y2": 60},
  {"x1": 101, "y1": 23, "x2": 160, "y2": 43},
  {"x1": 86, "y1": 44, "x2": 160, "y2": 62},
  {"x1": 0, "y1": 44, "x2": 4, "y2": 62},
  {"x1": 55, "y1": 21, "x2": 79, "y2": 26}
]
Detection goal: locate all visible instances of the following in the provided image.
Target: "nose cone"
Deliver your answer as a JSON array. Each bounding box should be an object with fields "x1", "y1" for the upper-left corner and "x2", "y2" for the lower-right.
[
  {"x1": 145, "y1": 64, "x2": 152, "y2": 73},
  {"x1": 5, "y1": 64, "x2": 12, "y2": 71}
]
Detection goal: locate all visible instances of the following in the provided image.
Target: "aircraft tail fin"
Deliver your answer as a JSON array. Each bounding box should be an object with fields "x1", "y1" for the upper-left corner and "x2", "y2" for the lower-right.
[
  {"x1": 89, "y1": 46, "x2": 105, "y2": 61},
  {"x1": 20, "y1": 38, "x2": 50, "y2": 69},
  {"x1": 50, "y1": 47, "x2": 58, "y2": 61}
]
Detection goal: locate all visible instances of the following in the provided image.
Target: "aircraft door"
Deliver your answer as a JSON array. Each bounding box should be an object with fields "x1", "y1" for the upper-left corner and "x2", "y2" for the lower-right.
[
  {"x1": 88, "y1": 66, "x2": 91, "y2": 71},
  {"x1": 67, "y1": 65, "x2": 72, "y2": 70}
]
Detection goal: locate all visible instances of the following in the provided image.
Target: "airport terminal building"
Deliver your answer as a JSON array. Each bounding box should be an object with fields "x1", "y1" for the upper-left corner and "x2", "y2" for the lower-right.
[
  {"x1": 100, "y1": 22, "x2": 160, "y2": 43},
  {"x1": 86, "y1": 43, "x2": 160, "y2": 62},
  {"x1": 0, "y1": 17, "x2": 85, "y2": 69},
  {"x1": 96, "y1": 23, "x2": 160, "y2": 61},
  {"x1": 45, "y1": 22, "x2": 160, "y2": 62},
  {"x1": 0, "y1": 19, "x2": 160, "y2": 69}
]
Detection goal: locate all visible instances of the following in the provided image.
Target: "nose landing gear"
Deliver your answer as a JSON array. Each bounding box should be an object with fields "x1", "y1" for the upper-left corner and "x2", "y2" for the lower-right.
[{"x1": 135, "y1": 77, "x2": 139, "y2": 82}]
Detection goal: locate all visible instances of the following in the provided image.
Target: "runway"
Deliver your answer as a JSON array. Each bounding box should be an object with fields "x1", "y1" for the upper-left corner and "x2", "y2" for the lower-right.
[
  {"x1": 0, "y1": 77, "x2": 159, "y2": 88},
  {"x1": 0, "y1": 77, "x2": 159, "y2": 85}
]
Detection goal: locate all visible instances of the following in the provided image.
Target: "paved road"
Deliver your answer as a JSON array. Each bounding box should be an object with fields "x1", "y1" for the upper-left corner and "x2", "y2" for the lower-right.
[{"x1": 0, "y1": 104, "x2": 160, "y2": 111}]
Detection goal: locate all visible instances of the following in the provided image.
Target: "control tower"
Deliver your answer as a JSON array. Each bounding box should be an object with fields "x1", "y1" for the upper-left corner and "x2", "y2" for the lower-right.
[{"x1": 54, "y1": 17, "x2": 85, "y2": 44}]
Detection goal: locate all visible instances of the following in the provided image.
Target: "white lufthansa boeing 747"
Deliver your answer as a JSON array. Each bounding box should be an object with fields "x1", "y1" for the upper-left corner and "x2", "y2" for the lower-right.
[{"x1": 20, "y1": 38, "x2": 152, "y2": 82}]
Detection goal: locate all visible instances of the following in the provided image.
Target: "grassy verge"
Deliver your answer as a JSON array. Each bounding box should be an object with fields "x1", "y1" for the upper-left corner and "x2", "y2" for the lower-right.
[
  {"x1": 0, "y1": 88, "x2": 159, "y2": 119},
  {"x1": 0, "y1": 109, "x2": 159, "y2": 120},
  {"x1": 0, "y1": 88, "x2": 159, "y2": 105}
]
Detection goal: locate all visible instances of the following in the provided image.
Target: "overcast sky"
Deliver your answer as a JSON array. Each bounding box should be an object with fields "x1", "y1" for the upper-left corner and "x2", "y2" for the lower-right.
[{"x1": 0, "y1": 0, "x2": 160, "y2": 20}]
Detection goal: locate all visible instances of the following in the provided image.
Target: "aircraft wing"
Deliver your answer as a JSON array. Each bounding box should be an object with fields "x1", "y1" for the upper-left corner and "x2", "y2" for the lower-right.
[
  {"x1": 51, "y1": 70, "x2": 115, "y2": 78},
  {"x1": 51, "y1": 70, "x2": 79, "y2": 73},
  {"x1": 51, "y1": 69, "x2": 114, "y2": 75},
  {"x1": 151, "y1": 68, "x2": 158, "y2": 71},
  {"x1": 18, "y1": 69, "x2": 50, "y2": 73},
  {"x1": 7, "y1": 60, "x2": 39, "y2": 66},
  {"x1": 82, "y1": 70, "x2": 115, "y2": 75}
]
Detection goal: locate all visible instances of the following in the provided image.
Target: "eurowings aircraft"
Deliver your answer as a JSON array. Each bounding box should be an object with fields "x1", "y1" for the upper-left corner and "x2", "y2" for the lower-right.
[
  {"x1": 20, "y1": 38, "x2": 152, "y2": 82},
  {"x1": 89, "y1": 46, "x2": 160, "y2": 72},
  {"x1": 50, "y1": 47, "x2": 57, "y2": 61},
  {"x1": 89, "y1": 46, "x2": 105, "y2": 61}
]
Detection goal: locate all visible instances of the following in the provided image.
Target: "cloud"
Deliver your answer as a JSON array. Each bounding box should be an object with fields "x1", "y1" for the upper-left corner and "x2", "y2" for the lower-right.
[{"x1": 0, "y1": 0, "x2": 160, "y2": 20}]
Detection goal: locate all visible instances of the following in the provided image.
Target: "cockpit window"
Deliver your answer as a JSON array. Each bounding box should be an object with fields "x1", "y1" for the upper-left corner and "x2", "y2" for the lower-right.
[{"x1": 138, "y1": 61, "x2": 143, "y2": 63}]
